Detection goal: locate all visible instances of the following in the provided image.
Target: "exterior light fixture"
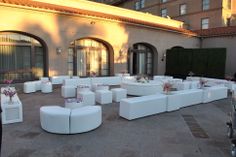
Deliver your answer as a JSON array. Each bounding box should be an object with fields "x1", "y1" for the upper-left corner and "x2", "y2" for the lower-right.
[
  {"x1": 161, "y1": 53, "x2": 166, "y2": 61},
  {"x1": 90, "y1": 21, "x2": 95, "y2": 25},
  {"x1": 56, "y1": 47, "x2": 62, "y2": 54}
]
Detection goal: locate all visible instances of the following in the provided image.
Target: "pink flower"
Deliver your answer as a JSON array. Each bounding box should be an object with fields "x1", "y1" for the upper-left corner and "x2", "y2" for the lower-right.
[
  {"x1": 2, "y1": 88, "x2": 16, "y2": 98},
  {"x1": 163, "y1": 83, "x2": 172, "y2": 92},
  {"x1": 90, "y1": 71, "x2": 97, "y2": 77},
  {"x1": 4, "y1": 79, "x2": 13, "y2": 85}
]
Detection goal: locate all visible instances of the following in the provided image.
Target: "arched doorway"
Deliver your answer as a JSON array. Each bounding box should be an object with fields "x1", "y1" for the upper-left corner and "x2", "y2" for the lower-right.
[
  {"x1": 0, "y1": 32, "x2": 47, "y2": 83},
  {"x1": 68, "y1": 38, "x2": 113, "y2": 77},
  {"x1": 128, "y1": 43, "x2": 157, "y2": 76}
]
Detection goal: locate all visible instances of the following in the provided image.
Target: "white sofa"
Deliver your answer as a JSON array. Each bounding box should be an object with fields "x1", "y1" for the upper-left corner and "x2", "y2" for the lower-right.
[
  {"x1": 119, "y1": 94, "x2": 167, "y2": 120},
  {"x1": 202, "y1": 86, "x2": 228, "y2": 103},
  {"x1": 176, "y1": 89, "x2": 203, "y2": 107},
  {"x1": 121, "y1": 81, "x2": 162, "y2": 96},
  {"x1": 91, "y1": 76, "x2": 121, "y2": 86},
  {"x1": 50, "y1": 75, "x2": 71, "y2": 85}
]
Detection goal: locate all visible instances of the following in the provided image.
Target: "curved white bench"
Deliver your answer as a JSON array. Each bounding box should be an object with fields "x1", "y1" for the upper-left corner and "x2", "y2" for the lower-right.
[
  {"x1": 40, "y1": 106, "x2": 71, "y2": 134},
  {"x1": 70, "y1": 106, "x2": 102, "y2": 134},
  {"x1": 40, "y1": 105, "x2": 101, "y2": 134}
]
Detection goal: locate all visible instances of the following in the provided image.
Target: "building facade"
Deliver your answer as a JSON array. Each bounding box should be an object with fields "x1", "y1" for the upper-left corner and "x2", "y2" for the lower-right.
[
  {"x1": 92, "y1": 0, "x2": 236, "y2": 30},
  {"x1": 0, "y1": 0, "x2": 199, "y2": 83}
]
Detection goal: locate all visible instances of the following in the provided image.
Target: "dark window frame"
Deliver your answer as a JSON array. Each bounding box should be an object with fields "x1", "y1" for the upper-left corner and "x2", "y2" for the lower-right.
[{"x1": 0, "y1": 32, "x2": 47, "y2": 83}]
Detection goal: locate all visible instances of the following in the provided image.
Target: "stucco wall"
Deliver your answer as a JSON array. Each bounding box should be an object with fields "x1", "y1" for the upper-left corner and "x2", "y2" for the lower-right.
[
  {"x1": 202, "y1": 36, "x2": 236, "y2": 76},
  {"x1": 0, "y1": 5, "x2": 199, "y2": 76}
]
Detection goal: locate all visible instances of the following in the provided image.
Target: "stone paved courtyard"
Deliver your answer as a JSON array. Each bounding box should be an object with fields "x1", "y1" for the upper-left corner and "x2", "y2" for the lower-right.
[{"x1": 1, "y1": 87, "x2": 233, "y2": 157}]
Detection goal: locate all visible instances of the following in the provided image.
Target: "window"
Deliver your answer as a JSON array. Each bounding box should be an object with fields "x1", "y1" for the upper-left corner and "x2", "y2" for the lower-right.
[
  {"x1": 161, "y1": 0, "x2": 167, "y2": 3},
  {"x1": 135, "y1": 1, "x2": 140, "y2": 10},
  {"x1": 0, "y1": 33, "x2": 45, "y2": 83},
  {"x1": 69, "y1": 39, "x2": 110, "y2": 77},
  {"x1": 140, "y1": 0, "x2": 145, "y2": 8},
  {"x1": 134, "y1": 0, "x2": 145, "y2": 10},
  {"x1": 180, "y1": 4, "x2": 187, "y2": 15},
  {"x1": 129, "y1": 43, "x2": 154, "y2": 76},
  {"x1": 202, "y1": 0, "x2": 210, "y2": 10},
  {"x1": 201, "y1": 18, "x2": 209, "y2": 29},
  {"x1": 161, "y1": 8, "x2": 167, "y2": 17}
]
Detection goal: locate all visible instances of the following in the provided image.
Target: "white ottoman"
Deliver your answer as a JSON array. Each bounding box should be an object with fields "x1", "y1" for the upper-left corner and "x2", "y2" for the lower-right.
[
  {"x1": 77, "y1": 91, "x2": 95, "y2": 106},
  {"x1": 111, "y1": 88, "x2": 127, "y2": 102},
  {"x1": 40, "y1": 106, "x2": 70, "y2": 134},
  {"x1": 23, "y1": 82, "x2": 36, "y2": 93},
  {"x1": 70, "y1": 106, "x2": 102, "y2": 134},
  {"x1": 41, "y1": 82, "x2": 53, "y2": 93},
  {"x1": 34, "y1": 81, "x2": 42, "y2": 91},
  {"x1": 61, "y1": 85, "x2": 76, "y2": 98},
  {"x1": 95, "y1": 89, "x2": 112, "y2": 104}
]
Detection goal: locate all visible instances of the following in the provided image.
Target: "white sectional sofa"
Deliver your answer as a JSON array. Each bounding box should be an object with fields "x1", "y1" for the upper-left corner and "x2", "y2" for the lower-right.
[
  {"x1": 176, "y1": 89, "x2": 203, "y2": 107},
  {"x1": 202, "y1": 86, "x2": 228, "y2": 103},
  {"x1": 121, "y1": 81, "x2": 162, "y2": 96},
  {"x1": 50, "y1": 75, "x2": 71, "y2": 85},
  {"x1": 91, "y1": 76, "x2": 121, "y2": 86},
  {"x1": 119, "y1": 94, "x2": 167, "y2": 120}
]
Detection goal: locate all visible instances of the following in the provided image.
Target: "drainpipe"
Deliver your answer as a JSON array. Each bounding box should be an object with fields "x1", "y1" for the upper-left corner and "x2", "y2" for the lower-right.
[{"x1": 199, "y1": 37, "x2": 203, "y2": 48}]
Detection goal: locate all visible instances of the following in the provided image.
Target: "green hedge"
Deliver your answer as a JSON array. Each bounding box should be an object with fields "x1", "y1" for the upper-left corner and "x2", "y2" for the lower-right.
[{"x1": 165, "y1": 48, "x2": 226, "y2": 79}]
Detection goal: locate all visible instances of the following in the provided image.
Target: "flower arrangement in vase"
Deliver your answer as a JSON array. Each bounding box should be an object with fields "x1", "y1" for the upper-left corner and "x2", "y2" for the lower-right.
[
  {"x1": 163, "y1": 82, "x2": 172, "y2": 94},
  {"x1": 199, "y1": 78, "x2": 207, "y2": 89},
  {"x1": 90, "y1": 71, "x2": 97, "y2": 77},
  {"x1": 4, "y1": 79, "x2": 13, "y2": 87},
  {"x1": 2, "y1": 88, "x2": 16, "y2": 104},
  {"x1": 136, "y1": 74, "x2": 149, "y2": 83}
]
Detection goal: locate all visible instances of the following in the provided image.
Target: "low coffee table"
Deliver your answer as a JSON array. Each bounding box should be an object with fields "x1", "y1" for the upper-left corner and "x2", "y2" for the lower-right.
[{"x1": 65, "y1": 98, "x2": 83, "y2": 109}]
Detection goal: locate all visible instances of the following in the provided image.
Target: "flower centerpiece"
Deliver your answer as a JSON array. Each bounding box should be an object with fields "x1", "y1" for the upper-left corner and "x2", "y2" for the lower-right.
[
  {"x1": 225, "y1": 75, "x2": 233, "y2": 81},
  {"x1": 199, "y1": 78, "x2": 207, "y2": 89},
  {"x1": 4, "y1": 79, "x2": 13, "y2": 87},
  {"x1": 163, "y1": 82, "x2": 172, "y2": 94},
  {"x1": 90, "y1": 71, "x2": 97, "y2": 77},
  {"x1": 65, "y1": 97, "x2": 83, "y2": 104},
  {"x1": 2, "y1": 88, "x2": 16, "y2": 104},
  {"x1": 136, "y1": 75, "x2": 149, "y2": 83}
]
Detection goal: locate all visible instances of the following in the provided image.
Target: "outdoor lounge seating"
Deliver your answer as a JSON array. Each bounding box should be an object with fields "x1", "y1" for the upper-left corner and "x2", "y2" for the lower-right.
[
  {"x1": 111, "y1": 88, "x2": 127, "y2": 102},
  {"x1": 40, "y1": 106, "x2": 71, "y2": 134},
  {"x1": 202, "y1": 86, "x2": 228, "y2": 103},
  {"x1": 121, "y1": 81, "x2": 162, "y2": 96},
  {"x1": 50, "y1": 75, "x2": 71, "y2": 85},
  {"x1": 177, "y1": 89, "x2": 203, "y2": 107},
  {"x1": 95, "y1": 89, "x2": 112, "y2": 104},
  {"x1": 61, "y1": 78, "x2": 91, "y2": 98},
  {"x1": 70, "y1": 106, "x2": 102, "y2": 134},
  {"x1": 119, "y1": 94, "x2": 167, "y2": 120},
  {"x1": 40, "y1": 105, "x2": 102, "y2": 134},
  {"x1": 24, "y1": 81, "x2": 37, "y2": 93},
  {"x1": 41, "y1": 81, "x2": 53, "y2": 93},
  {"x1": 77, "y1": 90, "x2": 95, "y2": 106}
]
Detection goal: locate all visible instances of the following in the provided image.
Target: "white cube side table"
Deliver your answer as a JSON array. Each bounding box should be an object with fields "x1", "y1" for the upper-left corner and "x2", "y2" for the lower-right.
[
  {"x1": 111, "y1": 88, "x2": 127, "y2": 102},
  {"x1": 1, "y1": 101, "x2": 23, "y2": 124}
]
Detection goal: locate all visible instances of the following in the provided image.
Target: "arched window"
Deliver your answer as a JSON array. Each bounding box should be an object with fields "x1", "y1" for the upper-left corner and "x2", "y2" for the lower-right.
[
  {"x1": 0, "y1": 32, "x2": 46, "y2": 83},
  {"x1": 69, "y1": 38, "x2": 111, "y2": 77},
  {"x1": 128, "y1": 43, "x2": 155, "y2": 76}
]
